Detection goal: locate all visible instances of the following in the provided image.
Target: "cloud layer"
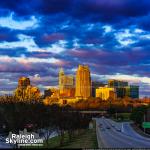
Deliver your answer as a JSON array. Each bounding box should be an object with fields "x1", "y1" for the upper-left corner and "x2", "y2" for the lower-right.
[{"x1": 0, "y1": 0, "x2": 149, "y2": 97}]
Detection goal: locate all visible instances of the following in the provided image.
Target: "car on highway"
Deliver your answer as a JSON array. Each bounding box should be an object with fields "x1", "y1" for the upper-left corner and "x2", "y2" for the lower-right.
[
  {"x1": 99, "y1": 124, "x2": 103, "y2": 128},
  {"x1": 111, "y1": 124, "x2": 115, "y2": 127},
  {"x1": 116, "y1": 128, "x2": 121, "y2": 132},
  {"x1": 100, "y1": 128, "x2": 105, "y2": 131},
  {"x1": 99, "y1": 123, "x2": 102, "y2": 126},
  {"x1": 106, "y1": 126, "x2": 111, "y2": 129}
]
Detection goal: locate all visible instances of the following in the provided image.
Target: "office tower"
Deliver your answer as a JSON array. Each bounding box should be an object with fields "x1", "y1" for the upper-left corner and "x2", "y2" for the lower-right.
[
  {"x1": 108, "y1": 79, "x2": 128, "y2": 88},
  {"x1": 59, "y1": 68, "x2": 65, "y2": 92},
  {"x1": 48, "y1": 88, "x2": 60, "y2": 98},
  {"x1": 18, "y1": 77, "x2": 30, "y2": 88},
  {"x1": 108, "y1": 79, "x2": 128, "y2": 98},
  {"x1": 125, "y1": 85, "x2": 139, "y2": 99},
  {"x1": 75, "y1": 65, "x2": 91, "y2": 99},
  {"x1": 59, "y1": 68, "x2": 75, "y2": 97},
  {"x1": 14, "y1": 77, "x2": 40, "y2": 101},
  {"x1": 91, "y1": 81, "x2": 105, "y2": 97},
  {"x1": 96, "y1": 79, "x2": 139, "y2": 100},
  {"x1": 96, "y1": 86, "x2": 116, "y2": 100}
]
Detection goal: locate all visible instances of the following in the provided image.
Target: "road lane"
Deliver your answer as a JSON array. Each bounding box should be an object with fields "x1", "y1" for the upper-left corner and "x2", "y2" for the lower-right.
[
  {"x1": 106, "y1": 119, "x2": 150, "y2": 142},
  {"x1": 104, "y1": 118, "x2": 150, "y2": 147},
  {"x1": 100, "y1": 119, "x2": 142, "y2": 148},
  {"x1": 96, "y1": 118, "x2": 150, "y2": 148},
  {"x1": 122, "y1": 122, "x2": 150, "y2": 141},
  {"x1": 104, "y1": 119, "x2": 150, "y2": 148}
]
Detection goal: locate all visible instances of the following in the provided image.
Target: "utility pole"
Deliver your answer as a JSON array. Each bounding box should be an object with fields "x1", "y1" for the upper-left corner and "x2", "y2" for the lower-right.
[{"x1": 144, "y1": 113, "x2": 146, "y2": 133}]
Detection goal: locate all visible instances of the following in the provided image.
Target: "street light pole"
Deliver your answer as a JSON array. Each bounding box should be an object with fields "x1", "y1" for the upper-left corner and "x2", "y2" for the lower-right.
[
  {"x1": 116, "y1": 111, "x2": 117, "y2": 120},
  {"x1": 144, "y1": 113, "x2": 146, "y2": 133}
]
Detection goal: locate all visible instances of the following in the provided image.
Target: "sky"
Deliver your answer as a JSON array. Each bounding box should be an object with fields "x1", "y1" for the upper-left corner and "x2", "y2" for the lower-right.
[{"x1": 0, "y1": 0, "x2": 149, "y2": 97}]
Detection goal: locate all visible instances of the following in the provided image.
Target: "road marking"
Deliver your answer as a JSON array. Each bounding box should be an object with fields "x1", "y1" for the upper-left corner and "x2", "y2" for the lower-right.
[
  {"x1": 103, "y1": 119, "x2": 135, "y2": 147},
  {"x1": 121, "y1": 123, "x2": 124, "y2": 132},
  {"x1": 106, "y1": 119, "x2": 150, "y2": 147}
]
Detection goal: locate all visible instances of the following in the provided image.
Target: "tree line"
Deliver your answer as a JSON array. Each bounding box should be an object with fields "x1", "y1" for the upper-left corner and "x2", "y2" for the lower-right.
[
  {"x1": 0, "y1": 99, "x2": 91, "y2": 147},
  {"x1": 130, "y1": 105, "x2": 150, "y2": 134}
]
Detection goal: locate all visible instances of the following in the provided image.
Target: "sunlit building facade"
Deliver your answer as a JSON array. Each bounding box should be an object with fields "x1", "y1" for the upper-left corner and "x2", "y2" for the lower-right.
[
  {"x1": 91, "y1": 81, "x2": 105, "y2": 97},
  {"x1": 96, "y1": 79, "x2": 139, "y2": 100},
  {"x1": 75, "y1": 65, "x2": 91, "y2": 99},
  {"x1": 48, "y1": 88, "x2": 60, "y2": 98},
  {"x1": 96, "y1": 86, "x2": 116, "y2": 100},
  {"x1": 59, "y1": 68, "x2": 75, "y2": 97},
  {"x1": 14, "y1": 77, "x2": 41, "y2": 101},
  {"x1": 18, "y1": 77, "x2": 30, "y2": 88}
]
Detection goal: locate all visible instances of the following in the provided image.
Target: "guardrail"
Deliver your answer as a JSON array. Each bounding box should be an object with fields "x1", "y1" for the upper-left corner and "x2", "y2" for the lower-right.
[{"x1": 95, "y1": 119, "x2": 105, "y2": 148}]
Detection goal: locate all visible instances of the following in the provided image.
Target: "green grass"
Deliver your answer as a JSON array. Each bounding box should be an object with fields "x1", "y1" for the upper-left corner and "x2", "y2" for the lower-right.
[
  {"x1": 61, "y1": 128, "x2": 98, "y2": 149},
  {"x1": 24, "y1": 121, "x2": 98, "y2": 149},
  {"x1": 43, "y1": 132, "x2": 69, "y2": 148},
  {"x1": 44, "y1": 121, "x2": 98, "y2": 149}
]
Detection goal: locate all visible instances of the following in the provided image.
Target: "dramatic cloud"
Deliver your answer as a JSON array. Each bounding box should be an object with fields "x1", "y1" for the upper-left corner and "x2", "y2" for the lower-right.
[{"x1": 0, "y1": 0, "x2": 149, "y2": 97}]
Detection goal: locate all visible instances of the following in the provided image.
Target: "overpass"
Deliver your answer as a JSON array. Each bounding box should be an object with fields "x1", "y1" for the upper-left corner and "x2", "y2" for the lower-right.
[{"x1": 79, "y1": 110, "x2": 107, "y2": 117}]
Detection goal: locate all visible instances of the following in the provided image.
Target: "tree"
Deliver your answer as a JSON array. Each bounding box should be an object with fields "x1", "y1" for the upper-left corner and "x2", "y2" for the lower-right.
[{"x1": 130, "y1": 106, "x2": 148, "y2": 126}]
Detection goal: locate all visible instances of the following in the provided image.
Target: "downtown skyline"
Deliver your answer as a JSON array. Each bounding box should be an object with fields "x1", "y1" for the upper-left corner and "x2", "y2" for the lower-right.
[{"x1": 0, "y1": 0, "x2": 149, "y2": 97}]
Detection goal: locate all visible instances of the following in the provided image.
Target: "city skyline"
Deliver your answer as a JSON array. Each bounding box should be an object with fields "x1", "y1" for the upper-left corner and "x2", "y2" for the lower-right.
[
  {"x1": 6, "y1": 65, "x2": 140, "y2": 100},
  {"x1": 0, "y1": 0, "x2": 149, "y2": 97}
]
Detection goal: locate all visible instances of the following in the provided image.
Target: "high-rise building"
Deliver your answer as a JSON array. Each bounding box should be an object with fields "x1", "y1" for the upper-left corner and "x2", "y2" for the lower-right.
[
  {"x1": 48, "y1": 88, "x2": 60, "y2": 98},
  {"x1": 108, "y1": 79, "x2": 128, "y2": 88},
  {"x1": 125, "y1": 85, "x2": 139, "y2": 99},
  {"x1": 108, "y1": 79, "x2": 128, "y2": 98},
  {"x1": 59, "y1": 68, "x2": 65, "y2": 91},
  {"x1": 91, "y1": 81, "x2": 105, "y2": 97},
  {"x1": 59, "y1": 68, "x2": 75, "y2": 97},
  {"x1": 115, "y1": 87, "x2": 126, "y2": 98},
  {"x1": 96, "y1": 86, "x2": 116, "y2": 100},
  {"x1": 18, "y1": 77, "x2": 30, "y2": 89},
  {"x1": 75, "y1": 65, "x2": 91, "y2": 99},
  {"x1": 96, "y1": 79, "x2": 139, "y2": 100},
  {"x1": 14, "y1": 77, "x2": 41, "y2": 101}
]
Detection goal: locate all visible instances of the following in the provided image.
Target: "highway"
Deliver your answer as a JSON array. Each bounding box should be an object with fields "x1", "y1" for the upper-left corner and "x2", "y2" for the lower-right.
[
  {"x1": 0, "y1": 137, "x2": 12, "y2": 149},
  {"x1": 96, "y1": 117, "x2": 150, "y2": 148}
]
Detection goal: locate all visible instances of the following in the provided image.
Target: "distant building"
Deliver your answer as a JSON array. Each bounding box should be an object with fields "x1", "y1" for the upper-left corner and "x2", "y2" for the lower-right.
[
  {"x1": 75, "y1": 65, "x2": 91, "y2": 99},
  {"x1": 14, "y1": 77, "x2": 41, "y2": 101},
  {"x1": 18, "y1": 77, "x2": 30, "y2": 88},
  {"x1": 59, "y1": 68, "x2": 75, "y2": 97},
  {"x1": 49, "y1": 88, "x2": 60, "y2": 98},
  {"x1": 108, "y1": 79, "x2": 128, "y2": 88},
  {"x1": 125, "y1": 85, "x2": 139, "y2": 99},
  {"x1": 91, "y1": 81, "x2": 105, "y2": 97},
  {"x1": 115, "y1": 87, "x2": 126, "y2": 98},
  {"x1": 25, "y1": 86, "x2": 41, "y2": 100},
  {"x1": 108, "y1": 79, "x2": 139, "y2": 99},
  {"x1": 96, "y1": 79, "x2": 139, "y2": 100},
  {"x1": 96, "y1": 86, "x2": 116, "y2": 100}
]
